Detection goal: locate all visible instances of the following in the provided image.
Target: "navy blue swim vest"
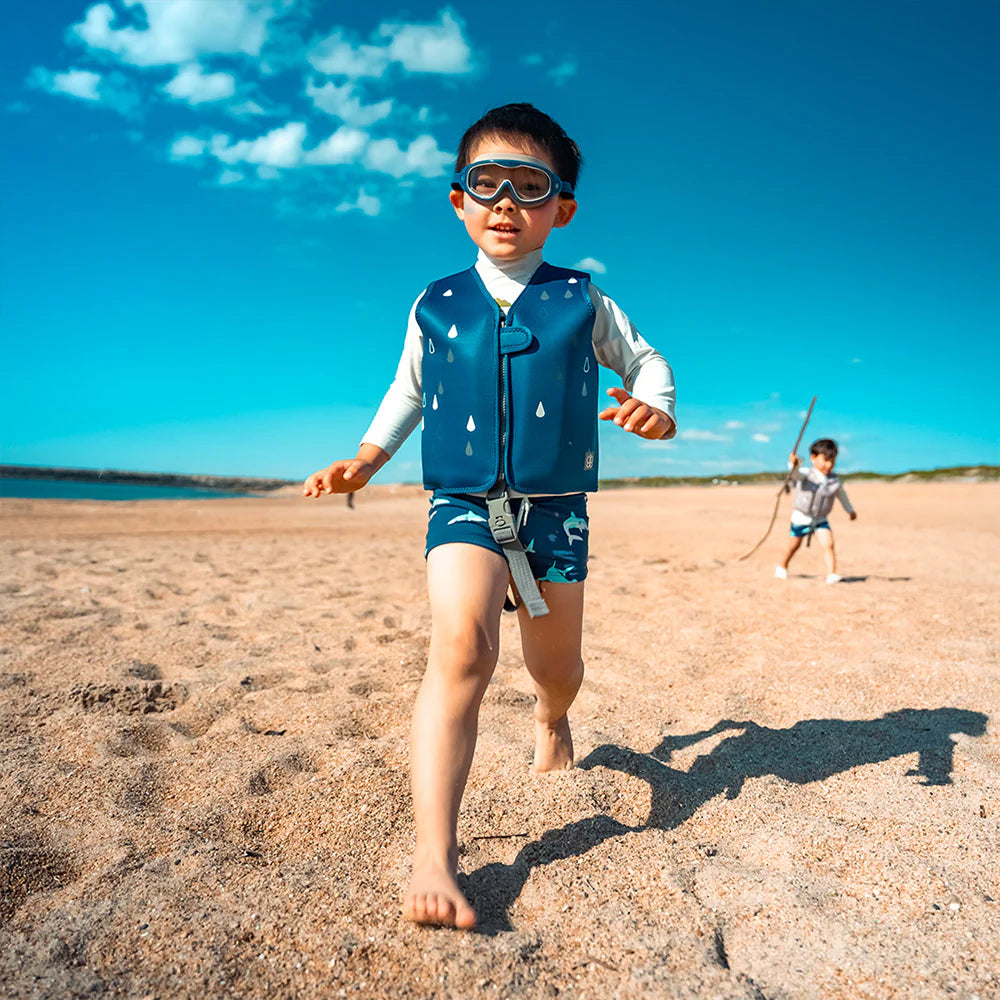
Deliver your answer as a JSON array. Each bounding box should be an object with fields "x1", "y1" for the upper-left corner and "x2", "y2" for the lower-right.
[{"x1": 417, "y1": 262, "x2": 599, "y2": 495}]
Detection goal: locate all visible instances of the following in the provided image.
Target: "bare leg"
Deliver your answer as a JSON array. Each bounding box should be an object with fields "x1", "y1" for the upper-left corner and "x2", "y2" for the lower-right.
[
  {"x1": 816, "y1": 527, "x2": 837, "y2": 575},
  {"x1": 517, "y1": 581, "x2": 585, "y2": 772},
  {"x1": 779, "y1": 534, "x2": 803, "y2": 570},
  {"x1": 404, "y1": 543, "x2": 509, "y2": 929}
]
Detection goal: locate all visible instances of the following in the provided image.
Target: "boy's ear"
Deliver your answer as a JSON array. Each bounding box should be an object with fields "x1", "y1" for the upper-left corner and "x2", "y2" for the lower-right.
[
  {"x1": 553, "y1": 198, "x2": 577, "y2": 228},
  {"x1": 448, "y1": 189, "x2": 465, "y2": 219}
]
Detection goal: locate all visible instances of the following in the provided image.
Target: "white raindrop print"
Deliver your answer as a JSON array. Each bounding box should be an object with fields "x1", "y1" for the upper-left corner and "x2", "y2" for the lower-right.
[
  {"x1": 443, "y1": 289, "x2": 453, "y2": 297},
  {"x1": 564, "y1": 290, "x2": 573, "y2": 299},
  {"x1": 540, "y1": 291, "x2": 550, "y2": 301},
  {"x1": 466, "y1": 415, "x2": 476, "y2": 432},
  {"x1": 432, "y1": 395, "x2": 438, "y2": 410},
  {"x1": 438, "y1": 381, "x2": 444, "y2": 394},
  {"x1": 582, "y1": 383, "x2": 588, "y2": 396},
  {"x1": 568, "y1": 277, "x2": 578, "y2": 284},
  {"x1": 536, "y1": 401, "x2": 546, "y2": 418},
  {"x1": 447, "y1": 324, "x2": 458, "y2": 339},
  {"x1": 446, "y1": 349, "x2": 454, "y2": 363},
  {"x1": 465, "y1": 441, "x2": 474, "y2": 456},
  {"x1": 428, "y1": 339, "x2": 435, "y2": 354},
  {"x1": 583, "y1": 358, "x2": 590, "y2": 372}
]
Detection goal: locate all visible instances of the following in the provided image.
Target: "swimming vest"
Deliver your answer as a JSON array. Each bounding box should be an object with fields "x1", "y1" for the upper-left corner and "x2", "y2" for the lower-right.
[
  {"x1": 793, "y1": 470, "x2": 843, "y2": 520},
  {"x1": 417, "y1": 262, "x2": 598, "y2": 495}
]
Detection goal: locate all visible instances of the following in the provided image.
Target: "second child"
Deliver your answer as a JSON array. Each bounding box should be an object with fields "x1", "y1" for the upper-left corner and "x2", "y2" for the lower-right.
[{"x1": 775, "y1": 437, "x2": 857, "y2": 583}]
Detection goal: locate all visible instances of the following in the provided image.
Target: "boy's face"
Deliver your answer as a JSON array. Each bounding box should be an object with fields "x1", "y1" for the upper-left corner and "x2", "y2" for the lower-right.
[
  {"x1": 448, "y1": 138, "x2": 577, "y2": 261},
  {"x1": 811, "y1": 452, "x2": 836, "y2": 475}
]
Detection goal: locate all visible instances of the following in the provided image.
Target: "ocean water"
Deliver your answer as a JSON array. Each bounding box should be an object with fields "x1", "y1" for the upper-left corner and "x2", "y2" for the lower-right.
[{"x1": 0, "y1": 476, "x2": 256, "y2": 501}]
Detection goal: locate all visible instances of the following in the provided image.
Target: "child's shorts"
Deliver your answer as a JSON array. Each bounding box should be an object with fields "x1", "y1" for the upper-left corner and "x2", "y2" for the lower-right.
[
  {"x1": 790, "y1": 519, "x2": 831, "y2": 538},
  {"x1": 425, "y1": 491, "x2": 589, "y2": 583}
]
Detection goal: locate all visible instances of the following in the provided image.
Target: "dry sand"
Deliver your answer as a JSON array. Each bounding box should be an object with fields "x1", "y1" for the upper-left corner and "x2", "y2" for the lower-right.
[{"x1": 1, "y1": 482, "x2": 998, "y2": 1000}]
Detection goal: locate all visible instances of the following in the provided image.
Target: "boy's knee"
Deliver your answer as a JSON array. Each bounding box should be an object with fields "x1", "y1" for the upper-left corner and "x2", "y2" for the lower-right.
[
  {"x1": 431, "y1": 620, "x2": 499, "y2": 678},
  {"x1": 532, "y1": 654, "x2": 584, "y2": 694}
]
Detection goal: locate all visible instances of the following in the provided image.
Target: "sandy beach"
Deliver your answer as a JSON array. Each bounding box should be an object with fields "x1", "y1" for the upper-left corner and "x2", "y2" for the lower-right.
[{"x1": 1, "y1": 481, "x2": 998, "y2": 1000}]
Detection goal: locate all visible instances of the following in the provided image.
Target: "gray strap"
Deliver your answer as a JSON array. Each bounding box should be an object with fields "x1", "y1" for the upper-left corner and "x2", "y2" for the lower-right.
[{"x1": 486, "y1": 495, "x2": 549, "y2": 618}]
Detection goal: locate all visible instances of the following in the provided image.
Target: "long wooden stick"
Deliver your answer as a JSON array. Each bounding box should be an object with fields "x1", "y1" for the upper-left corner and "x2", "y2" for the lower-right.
[{"x1": 738, "y1": 396, "x2": 817, "y2": 561}]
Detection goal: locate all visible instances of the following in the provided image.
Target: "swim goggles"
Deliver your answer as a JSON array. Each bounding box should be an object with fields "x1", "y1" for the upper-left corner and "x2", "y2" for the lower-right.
[{"x1": 452, "y1": 157, "x2": 574, "y2": 206}]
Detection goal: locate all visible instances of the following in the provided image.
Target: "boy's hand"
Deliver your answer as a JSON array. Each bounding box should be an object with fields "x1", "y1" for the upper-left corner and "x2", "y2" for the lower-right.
[
  {"x1": 849, "y1": 511, "x2": 858, "y2": 520},
  {"x1": 789, "y1": 452, "x2": 801, "y2": 467},
  {"x1": 599, "y1": 387, "x2": 674, "y2": 440},
  {"x1": 303, "y1": 459, "x2": 375, "y2": 497}
]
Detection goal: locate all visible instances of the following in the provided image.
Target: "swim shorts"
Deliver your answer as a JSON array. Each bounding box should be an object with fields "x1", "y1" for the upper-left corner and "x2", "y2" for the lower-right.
[
  {"x1": 790, "y1": 519, "x2": 831, "y2": 538},
  {"x1": 425, "y1": 491, "x2": 589, "y2": 583}
]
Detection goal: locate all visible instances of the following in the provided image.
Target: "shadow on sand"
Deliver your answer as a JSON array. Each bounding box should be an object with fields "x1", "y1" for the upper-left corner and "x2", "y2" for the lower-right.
[{"x1": 463, "y1": 707, "x2": 987, "y2": 933}]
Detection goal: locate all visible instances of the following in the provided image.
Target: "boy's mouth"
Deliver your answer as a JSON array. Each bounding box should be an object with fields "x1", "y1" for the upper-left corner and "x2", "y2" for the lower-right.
[{"x1": 490, "y1": 223, "x2": 520, "y2": 233}]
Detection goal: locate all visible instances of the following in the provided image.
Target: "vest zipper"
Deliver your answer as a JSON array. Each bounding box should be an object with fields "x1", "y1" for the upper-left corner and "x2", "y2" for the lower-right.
[{"x1": 496, "y1": 312, "x2": 509, "y2": 491}]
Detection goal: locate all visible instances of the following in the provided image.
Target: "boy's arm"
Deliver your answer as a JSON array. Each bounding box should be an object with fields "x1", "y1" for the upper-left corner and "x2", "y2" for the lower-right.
[
  {"x1": 589, "y1": 285, "x2": 676, "y2": 439},
  {"x1": 303, "y1": 295, "x2": 424, "y2": 498},
  {"x1": 837, "y1": 484, "x2": 858, "y2": 519},
  {"x1": 359, "y1": 295, "x2": 425, "y2": 456}
]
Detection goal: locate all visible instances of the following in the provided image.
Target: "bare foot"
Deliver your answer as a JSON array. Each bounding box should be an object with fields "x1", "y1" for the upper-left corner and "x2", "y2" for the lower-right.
[
  {"x1": 403, "y1": 853, "x2": 476, "y2": 929},
  {"x1": 534, "y1": 713, "x2": 574, "y2": 772}
]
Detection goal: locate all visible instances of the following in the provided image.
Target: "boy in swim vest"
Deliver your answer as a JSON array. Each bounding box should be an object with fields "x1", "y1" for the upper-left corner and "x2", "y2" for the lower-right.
[
  {"x1": 304, "y1": 104, "x2": 676, "y2": 928},
  {"x1": 775, "y1": 437, "x2": 858, "y2": 584}
]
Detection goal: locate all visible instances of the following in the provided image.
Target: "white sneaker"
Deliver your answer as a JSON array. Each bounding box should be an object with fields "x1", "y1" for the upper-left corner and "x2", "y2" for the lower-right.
[
  {"x1": 826, "y1": 573, "x2": 843, "y2": 584},
  {"x1": 774, "y1": 566, "x2": 787, "y2": 580}
]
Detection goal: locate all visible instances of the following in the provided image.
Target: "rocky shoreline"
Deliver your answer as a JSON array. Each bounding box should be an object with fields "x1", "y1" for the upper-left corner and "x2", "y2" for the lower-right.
[{"x1": 0, "y1": 464, "x2": 296, "y2": 493}]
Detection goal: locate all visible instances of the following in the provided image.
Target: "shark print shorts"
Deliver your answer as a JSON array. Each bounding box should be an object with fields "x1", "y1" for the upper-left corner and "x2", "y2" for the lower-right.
[{"x1": 425, "y1": 490, "x2": 589, "y2": 584}]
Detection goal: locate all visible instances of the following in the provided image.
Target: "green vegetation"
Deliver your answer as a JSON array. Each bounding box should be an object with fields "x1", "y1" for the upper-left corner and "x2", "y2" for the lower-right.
[{"x1": 598, "y1": 466, "x2": 999, "y2": 489}]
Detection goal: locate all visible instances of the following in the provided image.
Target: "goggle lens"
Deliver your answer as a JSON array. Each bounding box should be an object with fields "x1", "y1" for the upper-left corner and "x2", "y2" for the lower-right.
[{"x1": 465, "y1": 162, "x2": 554, "y2": 204}]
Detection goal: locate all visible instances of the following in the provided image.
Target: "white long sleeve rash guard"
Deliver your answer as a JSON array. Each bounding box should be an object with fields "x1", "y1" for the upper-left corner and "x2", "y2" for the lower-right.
[{"x1": 362, "y1": 249, "x2": 677, "y2": 475}]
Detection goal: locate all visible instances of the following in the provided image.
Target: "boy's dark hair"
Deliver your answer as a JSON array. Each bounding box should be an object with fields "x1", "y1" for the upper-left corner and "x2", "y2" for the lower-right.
[
  {"x1": 810, "y1": 438, "x2": 839, "y2": 459},
  {"x1": 454, "y1": 103, "x2": 583, "y2": 194}
]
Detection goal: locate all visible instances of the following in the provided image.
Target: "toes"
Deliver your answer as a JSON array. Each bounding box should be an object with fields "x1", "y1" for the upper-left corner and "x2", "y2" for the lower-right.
[{"x1": 455, "y1": 901, "x2": 477, "y2": 929}]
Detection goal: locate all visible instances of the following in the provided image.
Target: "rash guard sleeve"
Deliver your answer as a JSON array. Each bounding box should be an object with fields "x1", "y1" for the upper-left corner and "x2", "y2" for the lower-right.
[
  {"x1": 589, "y1": 284, "x2": 677, "y2": 439},
  {"x1": 360, "y1": 293, "x2": 425, "y2": 456}
]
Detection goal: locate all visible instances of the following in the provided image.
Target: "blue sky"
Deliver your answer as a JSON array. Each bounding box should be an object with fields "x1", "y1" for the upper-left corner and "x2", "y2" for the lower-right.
[{"x1": 2, "y1": 0, "x2": 997, "y2": 481}]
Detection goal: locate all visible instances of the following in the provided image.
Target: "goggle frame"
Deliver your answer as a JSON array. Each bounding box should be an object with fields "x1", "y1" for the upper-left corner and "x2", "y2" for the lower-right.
[{"x1": 452, "y1": 158, "x2": 575, "y2": 207}]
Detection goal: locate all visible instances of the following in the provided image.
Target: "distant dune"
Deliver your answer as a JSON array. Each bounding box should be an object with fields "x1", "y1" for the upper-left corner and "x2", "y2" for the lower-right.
[{"x1": 4, "y1": 463, "x2": 996, "y2": 495}]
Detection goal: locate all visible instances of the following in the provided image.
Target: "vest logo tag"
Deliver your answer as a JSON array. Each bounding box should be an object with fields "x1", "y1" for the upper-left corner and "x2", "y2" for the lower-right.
[{"x1": 584, "y1": 452, "x2": 595, "y2": 470}]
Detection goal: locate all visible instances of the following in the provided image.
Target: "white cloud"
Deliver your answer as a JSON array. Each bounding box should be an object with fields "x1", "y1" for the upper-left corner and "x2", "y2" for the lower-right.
[
  {"x1": 363, "y1": 133, "x2": 452, "y2": 178},
  {"x1": 309, "y1": 10, "x2": 473, "y2": 79},
  {"x1": 752, "y1": 433, "x2": 771, "y2": 443},
  {"x1": 230, "y1": 99, "x2": 268, "y2": 116},
  {"x1": 679, "y1": 428, "x2": 730, "y2": 442},
  {"x1": 29, "y1": 65, "x2": 138, "y2": 114},
  {"x1": 215, "y1": 121, "x2": 307, "y2": 168},
  {"x1": 724, "y1": 420, "x2": 744, "y2": 429},
  {"x1": 851, "y1": 357, "x2": 862, "y2": 364},
  {"x1": 308, "y1": 31, "x2": 388, "y2": 78},
  {"x1": 337, "y1": 188, "x2": 381, "y2": 217},
  {"x1": 380, "y1": 11, "x2": 473, "y2": 74},
  {"x1": 547, "y1": 59, "x2": 578, "y2": 85},
  {"x1": 520, "y1": 53, "x2": 544, "y2": 66},
  {"x1": 169, "y1": 134, "x2": 207, "y2": 159},
  {"x1": 218, "y1": 169, "x2": 244, "y2": 185},
  {"x1": 72, "y1": 0, "x2": 277, "y2": 67},
  {"x1": 45, "y1": 68, "x2": 102, "y2": 101},
  {"x1": 574, "y1": 257, "x2": 607, "y2": 274},
  {"x1": 163, "y1": 63, "x2": 236, "y2": 105},
  {"x1": 303, "y1": 126, "x2": 369, "y2": 165},
  {"x1": 306, "y1": 80, "x2": 393, "y2": 127}
]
